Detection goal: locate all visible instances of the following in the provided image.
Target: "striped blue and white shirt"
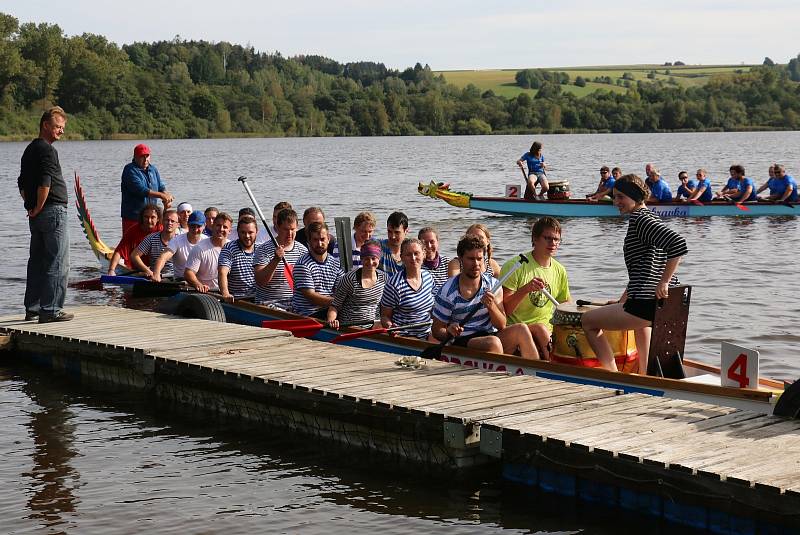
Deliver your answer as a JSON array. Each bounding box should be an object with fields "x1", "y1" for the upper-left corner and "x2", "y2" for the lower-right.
[
  {"x1": 378, "y1": 238, "x2": 403, "y2": 275},
  {"x1": 332, "y1": 234, "x2": 362, "y2": 269},
  {"x1": 218, "y1": 239, "x2": 256, "y2": 298},
  {"x1": 136, "y1": 231, "x2": 172, "y2": 274},
  {"x1": 330, "y1": 268, "x2": 387, "y2": 325},
  {"x1": 380, "y1": 269, "x2": 435, "y2": 339},
  {"x1": 291, "y1": 253, "x2": 342, "y2": 317},
  {"x1": 422, "y1": 254, "x2": 451, "y2": 295},
  {"x1": 253, "y1": 240, "x2": 308, "y2": 308},
  {"x1": 432, "y1": 273, "x2": 498, "y2": 337}
]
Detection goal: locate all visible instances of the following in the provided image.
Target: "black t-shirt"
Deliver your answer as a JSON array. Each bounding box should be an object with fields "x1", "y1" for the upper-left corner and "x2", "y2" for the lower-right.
[{"x1": 18, "y1": 138, "x2": 67, "y2": 210}]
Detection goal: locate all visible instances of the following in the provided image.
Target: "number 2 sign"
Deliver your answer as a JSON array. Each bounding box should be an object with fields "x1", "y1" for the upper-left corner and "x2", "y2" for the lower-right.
[
  {"x1": 720, "y1": 341, "x2": 759, "y2": 389},
  {"x1": 505, "y1": 184, "x2": 521, "y2": 198}
]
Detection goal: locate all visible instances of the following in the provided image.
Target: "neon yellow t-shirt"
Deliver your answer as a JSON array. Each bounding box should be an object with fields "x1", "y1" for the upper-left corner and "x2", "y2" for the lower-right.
[{"x1": 500, "y1": 252, "x2": 570, "y2": 326}]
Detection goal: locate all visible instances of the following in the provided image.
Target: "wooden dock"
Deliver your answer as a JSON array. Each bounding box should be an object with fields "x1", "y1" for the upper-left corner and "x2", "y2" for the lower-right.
[{"x1": 1, "y1": 305, "x2": 799, "y2": 532}]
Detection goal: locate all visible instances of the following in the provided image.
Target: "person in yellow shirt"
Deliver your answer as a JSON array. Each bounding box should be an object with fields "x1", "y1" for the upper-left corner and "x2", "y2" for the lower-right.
[{"x1": 500, "y1": 217, "x2": 571, "y2": 359}]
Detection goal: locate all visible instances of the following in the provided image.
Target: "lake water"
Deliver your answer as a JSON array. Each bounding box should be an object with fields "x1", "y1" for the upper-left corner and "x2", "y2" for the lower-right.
[{"x1": 1, "y1": 132, "x2": 798, "y2": 532}]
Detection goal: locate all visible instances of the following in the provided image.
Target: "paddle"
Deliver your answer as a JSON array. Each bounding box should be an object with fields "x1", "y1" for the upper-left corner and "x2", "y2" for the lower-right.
[
  {"x1": 330, "y1": 321, "x2": 433, "y2": 344},
  {"x1": 100, "y1": 274, "x2": 150, "y2": 285},
  {"x1": 71, "y1": 277, "x2": 104, "y2": 290},
  {"x1": 721, "y1": 195, "x2": 750, "y2": 211},
  {"x1": 576, "y1": 299, "x2": 608, "y2": 306},
  {"x1": 419, "y1": 253, "x2": 529, "y2": 360},
  {"x1": 238, "y1": 176, "x2": 295, "y2": 289},
  {"x1": 261, "y1": 318, "x2": 373, "y2": 338},
  {"x1": 540, "y1": 286, "x2": 560, "y2": 307}
]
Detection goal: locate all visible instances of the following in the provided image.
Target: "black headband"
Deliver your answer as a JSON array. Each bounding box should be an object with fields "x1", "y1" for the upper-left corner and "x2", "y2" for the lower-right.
[{"x1": 614, "y1": 181, "x2": 645, "y2": 203}]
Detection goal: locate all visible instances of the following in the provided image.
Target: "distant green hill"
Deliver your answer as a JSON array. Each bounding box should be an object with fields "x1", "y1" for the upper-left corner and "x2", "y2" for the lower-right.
[{"x1": 437, "y1": 64, "x2": 756, "y2": 98}]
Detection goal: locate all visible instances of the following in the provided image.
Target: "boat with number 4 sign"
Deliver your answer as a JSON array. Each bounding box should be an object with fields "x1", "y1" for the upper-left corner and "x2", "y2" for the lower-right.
[
  {"x1": 417, "y1": 180, "x2": 799, "y2": 218},
  {"x1": 75, "y1": 173, "x2": 790, "y2": 415}
]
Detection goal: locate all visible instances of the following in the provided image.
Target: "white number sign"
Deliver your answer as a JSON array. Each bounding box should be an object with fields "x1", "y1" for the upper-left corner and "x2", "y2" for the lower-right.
[
  {"x1": 505, "y1": 184, "x2": 521, "y2": 198},
  {"x1": 720, "y1": 341, "x2": 759, "y2": 389}
]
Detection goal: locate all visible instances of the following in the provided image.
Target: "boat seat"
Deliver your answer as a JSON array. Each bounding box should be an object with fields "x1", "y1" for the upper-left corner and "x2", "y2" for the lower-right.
[{"x1": 646, "y1": 285, "x2": 691, "y2": 379}]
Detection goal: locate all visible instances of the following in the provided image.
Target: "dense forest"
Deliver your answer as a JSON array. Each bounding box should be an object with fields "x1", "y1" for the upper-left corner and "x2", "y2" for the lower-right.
[{"x1": 2, "y1": 12, "x2": 800, "y2": 140}]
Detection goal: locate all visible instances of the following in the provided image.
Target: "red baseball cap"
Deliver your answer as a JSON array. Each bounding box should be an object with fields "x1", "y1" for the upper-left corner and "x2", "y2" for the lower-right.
[{"x1": 134, "y1": 143, "x2": 151, "y2": 157}]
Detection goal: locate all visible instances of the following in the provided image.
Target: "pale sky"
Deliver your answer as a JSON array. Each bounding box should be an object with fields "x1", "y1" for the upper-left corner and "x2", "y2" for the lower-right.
[{"x1": 5, "y1": 0, "x2": 799, "y2": 70}]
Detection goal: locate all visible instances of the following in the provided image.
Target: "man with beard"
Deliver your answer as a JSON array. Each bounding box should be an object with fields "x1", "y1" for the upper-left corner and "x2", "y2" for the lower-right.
[
  {"x1": 184, "y1": 212, "x2": 232, "y2": 293},
  {"x1": 292, "y1": 221, "x2": 341, "y2": 318},
  {"x1": 431, "y1": 235, "x2": 538, "y2": 357},
  {"x1": 254, "y1": 208, "x2": 308, "y2": 310},
  {"x1": 500, "y1": 217, "x2": 571, "y2": 360},
  {"x1": 153, "y1": 210, "x2": 208, "y2": 282},
  {"x1": 219, "y1": 215, "x2": 258, "y2": 302}
]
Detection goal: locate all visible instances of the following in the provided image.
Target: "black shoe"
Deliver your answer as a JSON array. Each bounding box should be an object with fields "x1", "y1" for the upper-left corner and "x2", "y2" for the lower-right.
[
  {"x1": 24, "y1": 311, "x2": 39, "y2": 321},
  {"x1": 39, "y1": 311, "x2": 74, "y2": 324}
]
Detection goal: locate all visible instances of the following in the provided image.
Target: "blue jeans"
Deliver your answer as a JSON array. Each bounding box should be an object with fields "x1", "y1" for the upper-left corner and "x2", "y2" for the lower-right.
[{"x1": 25, "y1": 204, "x2": 69, "y2": 316}]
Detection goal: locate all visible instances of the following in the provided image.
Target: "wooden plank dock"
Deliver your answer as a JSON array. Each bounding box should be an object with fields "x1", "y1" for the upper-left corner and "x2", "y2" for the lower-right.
[{"x1": 1, "y1": 305, "x2": 799, "y2": 532}]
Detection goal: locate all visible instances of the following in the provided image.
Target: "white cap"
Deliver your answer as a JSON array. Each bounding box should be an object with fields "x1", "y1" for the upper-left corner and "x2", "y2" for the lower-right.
[{"x1": 177, "y1": 202, "x2": 193, "y2": 212}]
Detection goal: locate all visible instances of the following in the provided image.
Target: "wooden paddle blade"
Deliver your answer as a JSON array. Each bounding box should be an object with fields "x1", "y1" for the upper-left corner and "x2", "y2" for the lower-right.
[
  {"x1": 331, "y1": 327, "x2": 389, "y2": 344},
  {"x1": 419, "y1": 343, "x2": 447, "y2": 360},
  {"x1": 261, "y1": 318, "x2": 323, "y2": 337},
  {"x1": 70, "y1": 277, "x2": 104, "y2": 290},
  {"x1": 130, "y1": 282, "x2": 187, "y2": 298}
]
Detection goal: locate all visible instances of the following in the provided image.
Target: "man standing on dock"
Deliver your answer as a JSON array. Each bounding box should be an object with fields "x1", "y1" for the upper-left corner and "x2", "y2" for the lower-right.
[{"x1": 18, "y1": 106, "x2": 73, "y2": 323}]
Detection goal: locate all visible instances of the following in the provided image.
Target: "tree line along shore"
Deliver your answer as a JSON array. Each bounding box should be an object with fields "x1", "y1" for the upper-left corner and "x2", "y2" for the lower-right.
[{"x1": 2, "y1": 12, "x2": 800, "y2": 141}]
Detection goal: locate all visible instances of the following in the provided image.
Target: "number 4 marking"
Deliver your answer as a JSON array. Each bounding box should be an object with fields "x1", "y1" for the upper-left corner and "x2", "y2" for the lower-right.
[{"x1": 727, "y1": 353, "x2": 749, "y2": 388}]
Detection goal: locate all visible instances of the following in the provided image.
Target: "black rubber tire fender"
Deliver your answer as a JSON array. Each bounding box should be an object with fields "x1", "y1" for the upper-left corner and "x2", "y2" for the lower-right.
[
  {"x1": 174, "y1": 293, "x2": 226, "y2": 322},
  {"x1": 773, "y1": 379, "x2": 800, "y2": 419}
]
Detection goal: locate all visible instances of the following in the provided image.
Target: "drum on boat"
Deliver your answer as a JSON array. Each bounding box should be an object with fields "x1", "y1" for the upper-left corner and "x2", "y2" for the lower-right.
[
  {"x1": 547, "y1": 180, "x2": 571, "y2": 200},
  {"x1": 550, "y1": 303, "x2": 639, "y2": 372}
]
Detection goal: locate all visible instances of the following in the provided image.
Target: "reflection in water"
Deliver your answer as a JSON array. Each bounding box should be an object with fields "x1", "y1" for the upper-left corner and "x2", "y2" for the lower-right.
[
  {"x1": 22, "y1": 375, "x2": 79, "y2": 531},
  {"x1": 1, "y1": 363, "x2": 689, "y2": 534}
]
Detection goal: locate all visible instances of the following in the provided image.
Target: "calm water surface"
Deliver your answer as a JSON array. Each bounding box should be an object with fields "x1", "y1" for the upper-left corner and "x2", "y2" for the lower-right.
[{"x1": 1, "y1": 133, "x2": 798, "y2": 532}]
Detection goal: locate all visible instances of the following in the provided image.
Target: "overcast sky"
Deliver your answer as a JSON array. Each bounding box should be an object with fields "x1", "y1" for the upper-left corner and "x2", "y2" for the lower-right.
[{"x1": 5, "y1": 0, "x2": 799, "y2": 70}]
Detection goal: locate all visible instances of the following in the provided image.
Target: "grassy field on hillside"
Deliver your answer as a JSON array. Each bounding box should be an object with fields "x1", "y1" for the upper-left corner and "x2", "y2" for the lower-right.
[{"x1": 438, "y1": 64, "x2": 755, "y2": 98}]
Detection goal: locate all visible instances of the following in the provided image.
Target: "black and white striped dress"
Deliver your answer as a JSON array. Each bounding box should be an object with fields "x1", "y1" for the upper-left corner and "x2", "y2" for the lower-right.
[
  {"x1": 422, "y1": 254, "x2": 451, "y2": 294},
  {"x1": 330, "y1": 268, "x2": 387, "y2": 325},
  {"x1": 624, "y1": 208, "x2": 688, "y2": 299}
]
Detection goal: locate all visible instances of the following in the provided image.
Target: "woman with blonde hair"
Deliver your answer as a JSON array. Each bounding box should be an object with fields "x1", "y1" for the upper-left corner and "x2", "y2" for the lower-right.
[{"x1": 447, "y1": 223, "x2": 501, "y2": 277}]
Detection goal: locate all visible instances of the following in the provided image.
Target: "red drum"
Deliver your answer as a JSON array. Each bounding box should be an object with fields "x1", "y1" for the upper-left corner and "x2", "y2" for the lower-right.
[{"x1": 550, "y1": 303, "x2": 639, "y2": 373}]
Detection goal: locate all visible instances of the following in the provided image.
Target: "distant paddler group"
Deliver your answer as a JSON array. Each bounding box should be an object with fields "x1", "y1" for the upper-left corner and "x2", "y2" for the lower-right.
[{"x1": 516, "y1": 139, "x2": 798, "y2": 204}]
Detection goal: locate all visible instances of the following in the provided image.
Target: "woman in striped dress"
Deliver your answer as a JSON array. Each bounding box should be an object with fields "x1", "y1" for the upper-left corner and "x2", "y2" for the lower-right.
[
  {"x1": 581, "y1": 174, "x2": 688, "y2": 374},
  {"x1": 380, "y1": 238, "x2": 435, "y2": 339},
  {"x1": 418, "y1": 227, "x2": 450, "y2": 294},
  {"x1": 327, "y1": 240, "x2": 386, "y2": 328}
]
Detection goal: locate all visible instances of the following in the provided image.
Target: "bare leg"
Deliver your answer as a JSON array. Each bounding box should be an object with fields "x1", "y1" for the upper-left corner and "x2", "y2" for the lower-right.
[
  {"x1": 466, "y1": 335, "x2": 504, "y2": 354},
  {"x1": 582, "y1": 304, "x2": 650, "y2": 372},
  {"x1": 633, "y1": 327, "x2": 652, "y2": 374},
  {"x1": 496, "y1": 324, "x2": 539, "y2": 359},
  {"x1": 538, "y1": 174, "x2": 550, "y2": 195},
  {"x1": 528, "y1": 323, "x2": 551, "y2": 360}
]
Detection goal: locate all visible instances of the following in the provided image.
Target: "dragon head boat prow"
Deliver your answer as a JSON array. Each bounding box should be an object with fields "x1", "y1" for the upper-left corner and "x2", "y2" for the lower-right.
[{"x1": 417, "y1": 180, "x2": 472, "y2": 208}]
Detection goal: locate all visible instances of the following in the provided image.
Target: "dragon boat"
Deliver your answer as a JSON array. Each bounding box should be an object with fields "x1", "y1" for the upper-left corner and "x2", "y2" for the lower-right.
[
  {"x1": 417, "y1": 180, "x2": 798, "y2": 218},
  {"x1": 74, "y1": 174, "x2": 791, "y2": 414}
]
